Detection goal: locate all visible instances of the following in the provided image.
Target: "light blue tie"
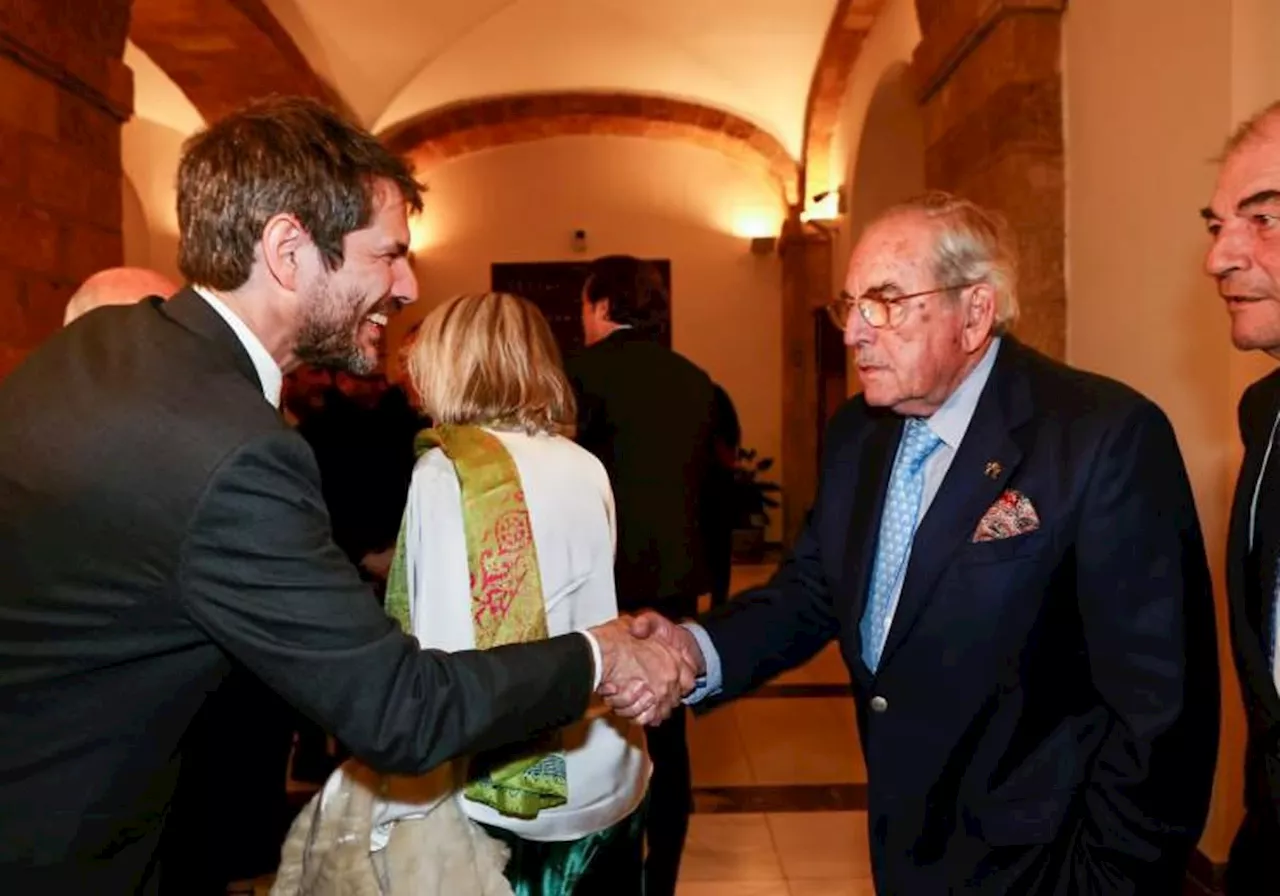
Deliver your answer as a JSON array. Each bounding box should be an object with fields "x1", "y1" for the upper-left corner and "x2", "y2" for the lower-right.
[{"x1": 860, "y1": 418, "x2": 942, "y2": 672}]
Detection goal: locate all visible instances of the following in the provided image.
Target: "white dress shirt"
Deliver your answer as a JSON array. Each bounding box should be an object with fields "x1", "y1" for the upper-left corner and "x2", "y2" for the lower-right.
[
  {"x1": 191, "y1": 285, "x2": 283, "y2": 408},
  {"x1": 686, "y1": 338, "x2": 1002, "y2": 698},
  {"x1": 372, "y1": 429, "x2": 649, "y2": 841},
  {"x1": 1248, "y1": 405, "x2": 1280, "y2": 696}
]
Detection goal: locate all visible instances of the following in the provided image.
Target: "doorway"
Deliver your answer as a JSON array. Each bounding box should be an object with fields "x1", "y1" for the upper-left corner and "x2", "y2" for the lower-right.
[
  {"x1": 490, "y1": 259, "x2": 672, "y2": 358},
  {"x1": 814, "y1": 307, "x2": 847, "y2": 466}
]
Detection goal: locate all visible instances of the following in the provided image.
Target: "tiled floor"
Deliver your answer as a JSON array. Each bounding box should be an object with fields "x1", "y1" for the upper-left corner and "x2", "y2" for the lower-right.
[{"x1": 678, "y1": 564, "x2": 872, "y2": 896}]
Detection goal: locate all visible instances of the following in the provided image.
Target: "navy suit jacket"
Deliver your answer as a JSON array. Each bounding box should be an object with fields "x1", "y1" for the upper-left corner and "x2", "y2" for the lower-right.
[
  {"x1": 1225, "y1": 367, "x2": 1280, "y2": 886},
  {"x1": 699, "y1": 338, "x2": 1219, "y2": 894}
]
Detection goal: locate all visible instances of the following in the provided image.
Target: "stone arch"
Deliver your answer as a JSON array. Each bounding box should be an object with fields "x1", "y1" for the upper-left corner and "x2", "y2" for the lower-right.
[
  {"x1": 800, "y1": 0, "x2": 889, "y2": 206},
  {"x1": 845, "y1": 61, "x2": 924, "y2": 243},
  {"x1": 379, "y1": 92, "x2": 800, "y2": 206},
  {"x1": 128, "y1": 0, "x2": 346, "y2": 123}
]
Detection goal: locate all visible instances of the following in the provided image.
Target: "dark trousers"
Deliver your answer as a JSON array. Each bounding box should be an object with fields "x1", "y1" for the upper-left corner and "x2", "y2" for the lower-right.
[
  {"x1": 643, "y1": 705, "x2": 691, "y2": 896},
  {"x1": 1226, "y1": 809, "x2": 1280, "y2": 895},
  {"x1": 160, "y1": 671, "x2": 295, "y2": 893},
  {"x1": 638, "y1": 593, "x2": 697, "y2": 896}
]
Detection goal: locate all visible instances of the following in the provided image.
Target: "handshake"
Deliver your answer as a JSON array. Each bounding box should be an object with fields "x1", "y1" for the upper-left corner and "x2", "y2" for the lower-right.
[{"x1": 588, "y1": 612, "x2": 707, "y2": 726}]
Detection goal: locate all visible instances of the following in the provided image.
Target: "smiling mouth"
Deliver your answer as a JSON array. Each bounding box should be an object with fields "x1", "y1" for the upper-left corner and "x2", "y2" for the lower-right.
[{"x1": 365, "y1": 312, "x2": 389, "y2": 327}]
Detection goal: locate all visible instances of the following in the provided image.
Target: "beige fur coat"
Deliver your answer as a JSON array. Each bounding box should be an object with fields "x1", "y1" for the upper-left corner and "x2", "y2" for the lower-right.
[{"x1": 270, "y1": 762, "x2": 513, "y2": 896}]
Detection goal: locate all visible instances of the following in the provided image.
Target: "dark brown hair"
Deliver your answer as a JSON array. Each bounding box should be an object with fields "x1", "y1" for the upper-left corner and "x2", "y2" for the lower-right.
[
  {"x1": 583, "y1": 255, "x2": 668, "y2": 334},
  {"x1": 177, "y1": 95, "x2": 424, "y2": 290}
]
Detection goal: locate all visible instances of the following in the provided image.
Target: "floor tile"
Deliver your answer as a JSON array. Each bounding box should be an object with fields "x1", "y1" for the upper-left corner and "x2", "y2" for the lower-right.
[
  {"x1": 693, "y1": 783, "x2": 865, "y2": 814},
  {"x1": 679, "y1": 813, "x2": 785, "y2": 881},
  {"x1": 689, "y1": 703, "x2": 755, "y2": 787},
  {"x1": 787, "y1": 879, "x2": 876, "y2": 895},
  {"x1": 734, "y1": 698, "x2": 865, "y2": 785},
  {"x1": 766, "y1": 812, "x2": 871, "y2": 882},
  {"x1": 677, "y1": 882, "x2": 791, "y2": 896}
]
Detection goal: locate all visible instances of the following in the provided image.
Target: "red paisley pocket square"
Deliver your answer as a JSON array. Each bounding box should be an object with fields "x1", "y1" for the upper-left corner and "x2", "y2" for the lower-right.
[{"x1": 972, "y1": 489, "x2": 1040, "y2": 542}]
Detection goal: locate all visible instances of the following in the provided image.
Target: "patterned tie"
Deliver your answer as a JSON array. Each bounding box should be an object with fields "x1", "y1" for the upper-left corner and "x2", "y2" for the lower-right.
[{"x1": 860, "y1": 418, "x2": 942, "y2": 672}]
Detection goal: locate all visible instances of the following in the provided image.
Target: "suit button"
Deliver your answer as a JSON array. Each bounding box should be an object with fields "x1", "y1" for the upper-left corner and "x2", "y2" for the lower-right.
[{"x1": 870, "y1": 695, "x2": 888, "y2": 713}]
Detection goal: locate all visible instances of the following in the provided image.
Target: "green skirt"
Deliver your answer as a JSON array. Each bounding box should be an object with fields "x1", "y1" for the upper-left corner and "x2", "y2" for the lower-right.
[{"x1": 479, "y1": 804, "x2": 645, "y2": 896}]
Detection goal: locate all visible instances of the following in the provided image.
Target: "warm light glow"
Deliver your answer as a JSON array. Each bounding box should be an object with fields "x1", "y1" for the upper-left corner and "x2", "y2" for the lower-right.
[
  {"x1": 730, "y1": 210, "x2": 782, "y2": 239},
  {"x1": 801, "y1": 189, "x2": 841, "y2": 222},
  {"x1": 408, "y1": 213, "x2": 433, "y2": 252}
]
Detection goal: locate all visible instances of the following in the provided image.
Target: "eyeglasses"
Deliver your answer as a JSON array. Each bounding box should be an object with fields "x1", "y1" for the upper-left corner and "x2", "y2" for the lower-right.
[{"x1": 825, "y1": 283, "x2": 978, "y2": 330}]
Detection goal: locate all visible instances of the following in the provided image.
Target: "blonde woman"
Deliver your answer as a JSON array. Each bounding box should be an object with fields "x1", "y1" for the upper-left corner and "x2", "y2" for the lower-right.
[{"x1": 385, "y1": 292, "x2": 649, "y2": 894}]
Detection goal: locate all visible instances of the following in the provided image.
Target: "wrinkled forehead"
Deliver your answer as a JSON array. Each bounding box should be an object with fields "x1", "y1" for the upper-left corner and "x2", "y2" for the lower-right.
[
  {"x1": 844, "y1": 212, "x2": 938, "y2": 294},
  {"x1": 1213, "y1": 130, "x2": 1280, "y2": 212}
]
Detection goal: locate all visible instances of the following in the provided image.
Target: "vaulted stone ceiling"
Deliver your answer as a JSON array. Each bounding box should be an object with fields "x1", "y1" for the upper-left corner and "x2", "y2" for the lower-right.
[{"x1": 127, "y1": 0, "x2": 889, "y2": 207}]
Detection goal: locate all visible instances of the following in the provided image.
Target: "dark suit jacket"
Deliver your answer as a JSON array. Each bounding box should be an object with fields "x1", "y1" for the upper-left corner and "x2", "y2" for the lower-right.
[
  {"x1": 699, "y1": 338, "x2": 1219, "y2": 894},
  {"x1": 567, "y1": 328, "x2": 716, "y2": 612},
  {"x1": 1226, "y1": 367, "x2": 1280, "y2": 889},
  {"x1": 0, "y1": 290, "x2": 593, "y2": 894}
]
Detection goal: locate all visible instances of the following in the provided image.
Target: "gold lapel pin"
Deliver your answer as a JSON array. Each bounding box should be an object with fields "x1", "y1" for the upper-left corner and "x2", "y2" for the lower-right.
[{"x1": 984, "y1": 461, "x2": 1002, "y2": 479}]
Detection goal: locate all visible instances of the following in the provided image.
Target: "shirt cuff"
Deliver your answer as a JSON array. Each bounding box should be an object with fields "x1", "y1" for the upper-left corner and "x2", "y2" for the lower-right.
[
  {"x1": 681, "y1": 622, "x2": 723, "y2": 705},
  {"x1": 577, "y1": 629, "x2": 604, "y2": 690}
]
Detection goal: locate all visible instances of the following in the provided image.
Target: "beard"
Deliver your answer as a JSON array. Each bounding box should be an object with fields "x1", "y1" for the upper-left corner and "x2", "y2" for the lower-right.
[{"x1": 295, "y1": 274, "x2": 379, "y2": 375}]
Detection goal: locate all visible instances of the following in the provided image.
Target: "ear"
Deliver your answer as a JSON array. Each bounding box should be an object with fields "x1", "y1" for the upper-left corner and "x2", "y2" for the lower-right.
[
  {"x1": 960, "y1": 282, "x2": 997, "y2": 351},
  {"x1": 592, "y1": 297, "x2": 612, "y2": 323},
  {"x1": 260, "y1": 213, "x2": 308, "y2": 293}
]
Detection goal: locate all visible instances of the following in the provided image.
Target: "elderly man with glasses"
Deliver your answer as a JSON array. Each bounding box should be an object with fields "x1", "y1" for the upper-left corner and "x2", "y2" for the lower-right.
[{"x1": 607, "y1": 192, "x2": 1221, "y2": 894}]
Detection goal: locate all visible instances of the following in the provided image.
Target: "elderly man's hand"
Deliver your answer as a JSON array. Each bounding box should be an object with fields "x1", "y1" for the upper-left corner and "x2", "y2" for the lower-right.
[{"x1": 589, "y1": 616, "x2": 699, "y2": 726}]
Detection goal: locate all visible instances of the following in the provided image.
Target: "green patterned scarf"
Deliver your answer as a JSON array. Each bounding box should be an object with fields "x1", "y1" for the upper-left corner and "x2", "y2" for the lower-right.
[{"x1": 385, "y1": 424, "x2": 568, "y2": 820}]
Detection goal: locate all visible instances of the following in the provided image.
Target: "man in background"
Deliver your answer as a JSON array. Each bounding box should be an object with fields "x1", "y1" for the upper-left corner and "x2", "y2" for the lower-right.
[
  {"x1": 1203, "y1": 99, "x2": 1280, "y2": 893},
  {"x1": 63, "y1": 267, "x2": 177, "y2": 324},
  {"x1": 567, "y1": 255, "x2": 718, "y2": 896},
  {"x1": 704, "y1": 383, "x2": 742, "y2": 609}
]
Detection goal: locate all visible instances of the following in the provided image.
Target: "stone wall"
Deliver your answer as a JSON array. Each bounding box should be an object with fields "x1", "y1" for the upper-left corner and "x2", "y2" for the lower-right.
[
  {"x1": 912, "y1": 0, "x2": 1066, "y2": 358},
  {"x1": 0, "y1": 0, "x2": 132, "y2": 379}
]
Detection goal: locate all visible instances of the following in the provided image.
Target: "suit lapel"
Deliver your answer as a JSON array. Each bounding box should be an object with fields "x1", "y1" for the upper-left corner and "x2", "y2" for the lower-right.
[
  {"x1": 161, "y1": 287, "x2": 264, "y2": 395},
  {"x1": 841, "y1": 411, "x2": 901, "y2": 681},
  {"x1": 877, "y1": 340, "x2": 1033, "y2": 671},
  {"x1": 1230, "y1": 377, "x2": 1280, "y2": 723}
]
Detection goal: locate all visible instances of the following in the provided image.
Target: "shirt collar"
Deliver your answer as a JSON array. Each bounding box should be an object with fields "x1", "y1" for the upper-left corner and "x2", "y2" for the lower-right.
[
  {"x1": 192, "y1": 285, "x2": 283, "y2": 409},
  {"x1": 923, "y1": 336, "x2": 1002, "y2": 450}
]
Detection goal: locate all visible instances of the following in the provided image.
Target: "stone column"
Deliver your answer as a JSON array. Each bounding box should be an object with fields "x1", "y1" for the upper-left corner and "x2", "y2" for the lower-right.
[
  {"x1": 0, "y1": 0, "x2": 133, "y2": 379},
  {"x1": 912, "y1": 0, "x2": 1066, "y2": 358},
  {"x1": 779, "y1": 215, "x2": 835, "y2": 544}
]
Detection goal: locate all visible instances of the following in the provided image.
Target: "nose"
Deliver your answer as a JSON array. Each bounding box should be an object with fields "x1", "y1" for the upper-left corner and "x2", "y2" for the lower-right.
[
  {"x1": 393, "y1": 255, "x2": 419, "y2": 306},
  {"x1": 844, "y1": 303, "x2": 873, "y2": 348},
  {"x1": 1206, "y1": 221, "x2": 1251, "y2": 281}
]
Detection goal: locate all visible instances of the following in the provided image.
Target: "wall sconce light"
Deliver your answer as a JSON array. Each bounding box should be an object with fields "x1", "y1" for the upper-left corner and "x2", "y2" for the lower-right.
[
  {"x1": 750, "y1": 236, "x2": 777, "y2": 255},
  {"x1": 571, "y1": 229, "x2": 588, "y2": 253},
  {"x1": 801, "y1": 188, "x2": 845, "y2": 223}
]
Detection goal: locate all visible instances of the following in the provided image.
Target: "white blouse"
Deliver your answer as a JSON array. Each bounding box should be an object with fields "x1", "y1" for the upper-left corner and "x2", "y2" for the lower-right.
[{"x1": 371, "y1": 428, "x2": 649, "y2": 842}]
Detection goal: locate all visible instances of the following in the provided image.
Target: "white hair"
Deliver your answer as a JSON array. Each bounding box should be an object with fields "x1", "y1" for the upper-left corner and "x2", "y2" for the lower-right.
[{"x1": 883, "y1": 191, "x2": 1020, "y2": 334}]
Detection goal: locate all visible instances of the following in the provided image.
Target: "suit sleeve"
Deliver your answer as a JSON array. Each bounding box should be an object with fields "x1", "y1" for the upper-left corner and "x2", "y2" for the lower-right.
[
  {"x1": 1073, "y1": 401, "x2": 1219, "y2": 890},
  {"x1": 694, "y1": 413, "x2": 850, "y2": 706},
  {"x1": 177, "y1": 431, "x2": 594, "y2": 776},
  {"x1": 566, "y1": 363, "x2": 605, "y2": 455}
]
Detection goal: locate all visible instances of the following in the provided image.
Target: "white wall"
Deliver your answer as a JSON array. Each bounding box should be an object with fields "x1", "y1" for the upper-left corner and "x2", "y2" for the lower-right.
[
  {"x1": 120, "y1": 118, "x2": 185, "y2": 284},
  {"x1": 829, "y1": 0, "x2": 923, "y2": 298},
  {"x1": 120, "y1": 41, "x2": 204, "y2": 285},
  {"x1": 371, "y1": 0, "x2": 835, "y2": 159},
  {"x1": 1064, "y1": 0, "x2": 1280, "y2": 861},
  {"x1": 396, "y1": 135, "x2": 787, "y2": 538}
]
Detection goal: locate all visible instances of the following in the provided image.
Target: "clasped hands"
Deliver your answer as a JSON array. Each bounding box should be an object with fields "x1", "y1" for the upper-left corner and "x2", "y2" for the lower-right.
[{"x1": 589, "y1": 612, "x2": 706, "y2": 726}]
